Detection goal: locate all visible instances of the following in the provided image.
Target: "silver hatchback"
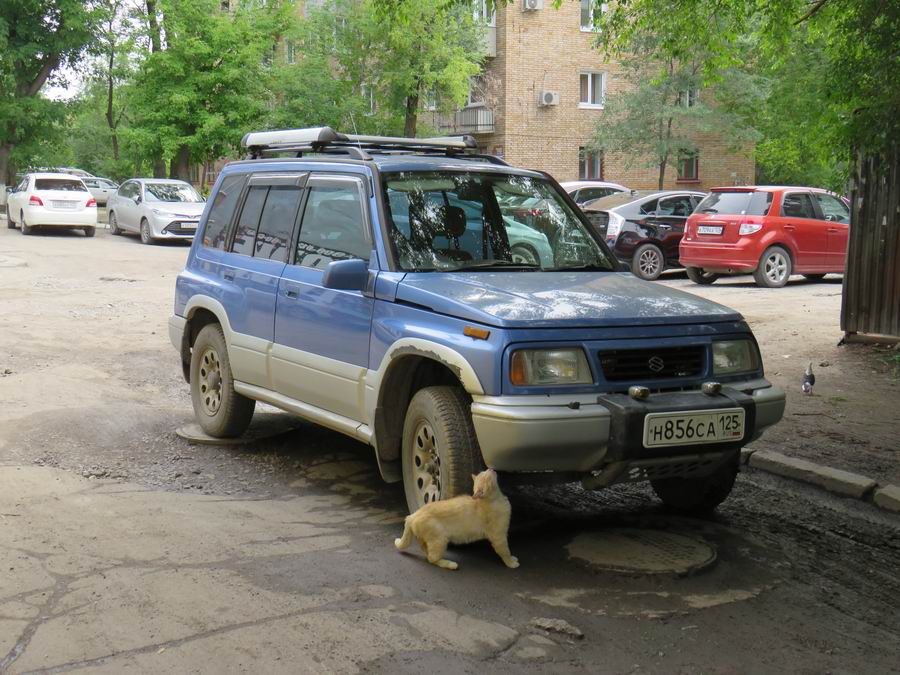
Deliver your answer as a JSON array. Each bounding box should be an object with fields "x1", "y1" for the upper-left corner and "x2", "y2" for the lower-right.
[{"x1": 108, "y1": 179, "x2": 206, "y2": 244}]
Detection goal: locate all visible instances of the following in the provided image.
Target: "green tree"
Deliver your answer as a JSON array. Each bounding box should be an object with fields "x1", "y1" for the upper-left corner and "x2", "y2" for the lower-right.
[
  {"x1": 298, "y1": 0, "x2": 485, "y2": 137},
  {"x1": 593, "y1": 52, "x2": 762, "y2": 189},
  {"x1": 0, "y1": 0, "x2": 100, "y2": 184},
  {"x1": 126, "y1": 0, "x2": 289, "y2": 180}
]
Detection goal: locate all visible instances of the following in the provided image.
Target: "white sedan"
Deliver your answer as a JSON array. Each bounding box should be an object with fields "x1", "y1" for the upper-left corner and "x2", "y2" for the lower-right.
[{"x1": 6, "y1": 173, "x2": 98, "y2": 237}]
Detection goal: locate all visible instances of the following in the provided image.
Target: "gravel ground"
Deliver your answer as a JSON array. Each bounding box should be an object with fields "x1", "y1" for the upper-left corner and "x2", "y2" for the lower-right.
[{"x1": 1, "y1": 220, "x2": 898, "y2": 673}]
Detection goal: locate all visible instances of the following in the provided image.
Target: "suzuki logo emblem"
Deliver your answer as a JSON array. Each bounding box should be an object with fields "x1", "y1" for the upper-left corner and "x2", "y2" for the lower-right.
[{"x1": 647, "y1": 356, "x2": 665, "y2": 373}]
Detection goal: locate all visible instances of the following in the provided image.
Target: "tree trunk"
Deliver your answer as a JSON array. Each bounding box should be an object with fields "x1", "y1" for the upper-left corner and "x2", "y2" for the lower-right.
[
  {"x1": 657, "y1": 157, "x2": 668, "y2": 190},
  {"x1": 146, "y1": 0, "x2": 162, "y2": 52},
  {"x1": 170, "y1": 145, "x2": 191, "y2": 181},
  {"x1": 0, "y1": 143, "x2": 14, "y2": 187},
  {"x1": 105, "y1": 49, "x2": 119, "y2": 161},
  {"x1": 404, "y1": 81, "x2": 420, "y2": 137}
]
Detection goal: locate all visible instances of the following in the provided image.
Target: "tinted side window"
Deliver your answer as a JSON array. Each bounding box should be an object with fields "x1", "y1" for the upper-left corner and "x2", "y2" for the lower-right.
[
  {"x1": 781, "y1": 193, "x2": 816, "y2": 219},
  {"x1": 231, "y1": 186, "x2": 267, "y2": 256},
  {"x1": 295, "y1": 180, "x2": 370, "y2": 268},
  {"x1": 657, "y1": 196, "x2": 693, "y2": 217},
  {"x1": 119, "y1": 182, "x2": 135, "y2": 199},
  {"x1": 254, "y1": 186, "x2": 302, "y2": 262},
  {"x1": 580, "y1": 187, "x2": 613, "y2": 202},
  {"x1": 203, "y1": 174, "x2": 245, "y2": 250},
  {"x1": 639, "y1": 198, "x2": 658, "y2": 215},
  {"x1": 813, "y1": 193, "x2": 850, "y2": 224}
]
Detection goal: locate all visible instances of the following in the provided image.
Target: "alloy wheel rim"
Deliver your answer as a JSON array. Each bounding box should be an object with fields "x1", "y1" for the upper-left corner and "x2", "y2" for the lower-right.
[
  {"x1": 765, "y1": 252, "x2": 788, "y2": 284},
  {"x1": 412, "y1": 420, "x2": 442, "y2": 507},
  {"x1": 639, "y1": 249, "x2": 661, "y2": 277},
  {"x1": 197, "y1": 346, "x2": 223, "y2": 415},
  {"x1": 511, "y1": 246, "x2": 538, "y2": 265}
]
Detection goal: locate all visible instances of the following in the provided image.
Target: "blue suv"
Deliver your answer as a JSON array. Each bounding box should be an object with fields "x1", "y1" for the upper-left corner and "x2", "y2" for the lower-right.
[{"x1": 169, "y1": 127, "x2": 785, "y2": 513}]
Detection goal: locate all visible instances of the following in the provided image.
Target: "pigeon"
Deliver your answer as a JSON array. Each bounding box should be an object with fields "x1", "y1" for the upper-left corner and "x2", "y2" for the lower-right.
[{"x1": 801, "y1": 362, "x2": 815, "y2": 395}]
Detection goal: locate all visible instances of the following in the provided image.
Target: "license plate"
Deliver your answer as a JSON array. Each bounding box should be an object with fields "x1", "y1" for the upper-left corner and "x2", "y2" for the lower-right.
[
  {"x1": 643, "y1": 408, "x2": 745, "y2": 448},
  {"x1": 697, "y1": 225, "x2": 723, "y2": 235},
  {"x1": 181, "y1": 222, "x2": 197, "y2": 230},
  {"x1": 51, "y1": 200, "x2": 78, "y2": 209}
]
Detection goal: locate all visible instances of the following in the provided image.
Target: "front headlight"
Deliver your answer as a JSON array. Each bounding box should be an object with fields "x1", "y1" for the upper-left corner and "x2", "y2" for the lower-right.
[
  {"x1": 510, "y1": 348, "x2": 592, "y2": 386},
  {"x1": 712, "y1": 340, "x2": 760, "y2": 375}
]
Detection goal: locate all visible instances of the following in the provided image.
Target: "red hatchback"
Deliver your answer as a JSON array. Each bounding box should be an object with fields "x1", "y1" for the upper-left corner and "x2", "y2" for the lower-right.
[{"x1": 679, "y1": 186, "x2": 850, "y2": 287}]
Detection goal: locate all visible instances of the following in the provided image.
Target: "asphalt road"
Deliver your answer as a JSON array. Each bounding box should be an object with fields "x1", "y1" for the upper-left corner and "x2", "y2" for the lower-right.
[{"x1": 0, "y1": 222, "x2": 898, "y2": 674}]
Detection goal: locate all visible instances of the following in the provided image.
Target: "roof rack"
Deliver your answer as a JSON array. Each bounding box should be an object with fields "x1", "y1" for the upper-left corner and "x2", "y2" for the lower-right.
[{"x1": 240, "y1": 126, "x2": 508, "y2": 165}]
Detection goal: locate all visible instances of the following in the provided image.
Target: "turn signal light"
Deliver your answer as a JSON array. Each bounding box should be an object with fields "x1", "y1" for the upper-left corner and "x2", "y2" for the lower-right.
[
  {"x1": 463, "y1": 326, "x2": 491, "y2": 340},
  {"x1": 29, "y1": 195, "x2": 44, "y2": 206}
]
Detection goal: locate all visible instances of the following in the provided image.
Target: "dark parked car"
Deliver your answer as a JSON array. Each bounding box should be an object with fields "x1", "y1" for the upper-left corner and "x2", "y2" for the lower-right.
[{"x1": 582, "y1": 190, "x2": 706, "y2": 280}]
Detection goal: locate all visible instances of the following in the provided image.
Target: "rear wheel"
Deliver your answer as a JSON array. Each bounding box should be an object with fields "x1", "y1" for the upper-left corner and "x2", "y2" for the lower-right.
[
  {"x1": 685, "y1": 267, "x2": 720, "y2": 285},
  {"x1": 140, "y1": 218, "x2": 154, "y2": 245},
  {"x1": 20, "y1": 211, "x2": 32, "y2": 235},
  {"x1": 190, "y1": 324, "x2": 255, "y2": 438},
  {"x1": 631, "y1": 243, "x2": 664, "y2": 280},
  {"x1": 803, "y1": 274, "x2": 826, "y2": 281},
  {"x1": 401, "y1": 386, "x2": 481, "y2": 514},
  {"x1": 83, "y1": 226, "x2": 96, "y2": 238},
  {"x1": 753, "y1": 246, "x2": 791, "y2": 288},
  {"x1": 651, "y1": 457, "x2": 739, "y2": 513},
  {"x1": 6, "y1": 212, "x2": 14, "y2": 229}
]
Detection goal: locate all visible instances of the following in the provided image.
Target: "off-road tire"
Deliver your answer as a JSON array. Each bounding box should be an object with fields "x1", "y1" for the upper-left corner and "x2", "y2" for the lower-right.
[
  {"x1": 83, "y1": 226, "x2": 96, "y2": 237},
  {"x1": 685, "y1": 267, "x2": 720, "y2": 285},
  {"x1": 650, "y1": 457, "x2": 739, "y2": 513},
  {"x1": 109, "y1": 211, "x2": 122, "y2": 235},
  {"x1": 20, "y1": 211, "x2": 32, "y2": 235},
  {"x1": 631, "y1": 243, "x2": 665, "y2": 281},
  {"x1": 753, "y1": 245, "x2": 792, "y2": 288},
  {"x1": 140, "y1": 218, "x2": 154, "y2": 245},
  {"x1": 190, "y1": 323, "x2": 255, "y2": 438},
  {"x1": 803, "y1": 274, "x2": 826, "y2": 281},
  {"x1": 401, "y1": 386, "x2": 482, "y2": 514}
]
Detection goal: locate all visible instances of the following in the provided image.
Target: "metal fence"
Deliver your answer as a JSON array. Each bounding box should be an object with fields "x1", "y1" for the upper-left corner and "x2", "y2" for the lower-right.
[{"x1": 841, "y1": 146, "x2": 900, "y2": 338}]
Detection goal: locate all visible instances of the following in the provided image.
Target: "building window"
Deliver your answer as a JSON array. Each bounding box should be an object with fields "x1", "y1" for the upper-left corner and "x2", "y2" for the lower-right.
[
  {"x1": 473, "y1": 0, "x2": 496, "y2": 27},
  {"x1": 579, "y1": 147, "x2": 603, "y2": 180},
  {"x1": 579, "y1": 72, "x2": 605, "y2": 107},
  {"x1": 422, "y1": 89, "x2": 437, "y2": 112},
  {"x1": 580, "y1": 1, "x2": 608, "y2": 31},
  {"x1": 466, "y1": 76, "x2": 485, "y2": 107},
  {"x1": 360, "y1": 84, "x2": 376, "y2": 115},
  {"x1": 677, "y1": 152, "x2": 699, "y2": 181},
  {"x1": 285, "y1": 40, "x2": 297, "y2": 65},
  {"x1": 679, "y1": 88, "x2": 700, "y2": 107}
]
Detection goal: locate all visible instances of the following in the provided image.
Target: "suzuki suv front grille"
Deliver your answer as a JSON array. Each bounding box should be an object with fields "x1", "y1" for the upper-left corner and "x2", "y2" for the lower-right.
[{"x1": 598, "y1": 345, "x2": 705, "y2": 382}]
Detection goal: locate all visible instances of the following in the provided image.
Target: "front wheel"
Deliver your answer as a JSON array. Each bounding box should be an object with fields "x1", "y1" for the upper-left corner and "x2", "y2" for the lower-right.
[
  {"x1": 510, "y1": 243, "x2": 540, "y2": 266},
  {"x1": 6, "y1": 213, "x2": 14, "y2": 229},
  {"x1": 190, "y1": 323, "x2": 255, "y2": 437},
  {"x1": 685, "y1": 267, "x2": 720, "y2": 285},
  {"x1": 631, "y1": 243, "x2": 664, "y2": 281},
  {"x1": 650, "y1": 457, "x2": 739, "y2": 513},
  {"x1": 401, "y1": 386, "x2": 481, "y2": 514},
  {"x1": 140, "y1": 218, "x2": 154, "y2": 245},
  {"x1": 109, "y1": 211, "x2": 122, "y2": 235},
  {"x1": 753, "y1": 246, "x2": 792, "y2": 288}
]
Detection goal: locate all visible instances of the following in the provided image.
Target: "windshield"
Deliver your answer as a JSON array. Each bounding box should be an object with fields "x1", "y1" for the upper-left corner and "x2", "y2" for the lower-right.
[
  {"x1": 696, "y1": 191, "x2": 772, "y2": 216},
  {"x1": 35, "y1": 179, "x2": 87, "y2": 192},
  {"x1": 382, "y1": 171, "x2": 615, "y2": 272},
  {"x1": 144, "y1": 183, "x2": 203, "y2": 203}
]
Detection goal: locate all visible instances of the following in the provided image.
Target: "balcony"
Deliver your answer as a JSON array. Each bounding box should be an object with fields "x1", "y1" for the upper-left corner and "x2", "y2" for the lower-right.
[{"x1": 427, "y1": 106, "x2": 495, "y2": 135}]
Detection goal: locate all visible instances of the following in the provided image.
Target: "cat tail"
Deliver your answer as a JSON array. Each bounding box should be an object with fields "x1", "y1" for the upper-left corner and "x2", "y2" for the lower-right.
[{"x1": 394, "y1": 516, "x2": 414, "y2": 550}]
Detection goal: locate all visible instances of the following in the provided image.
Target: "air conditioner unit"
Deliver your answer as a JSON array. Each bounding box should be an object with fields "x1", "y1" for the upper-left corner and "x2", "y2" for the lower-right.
[
  {"x1": 539, "y1": 90, "x2": 560, "y2": 106},
  {"x1": 523, "y1": 0, "x2": 543, "y2": 11}
]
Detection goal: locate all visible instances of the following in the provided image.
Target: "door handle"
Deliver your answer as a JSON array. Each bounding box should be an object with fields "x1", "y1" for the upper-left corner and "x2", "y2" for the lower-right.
[
  {"x1": 222, "y1": 271, "x2": 235, "y2": 281},
  {"x1": 784, "y1": 224, "x2": 795, "y2": 231},
  {"x1": 828, "y1": 228, "x2": 839, "y2": 233},
  {"x1": 285, "y1": 289, "x2": 299, "y2": 299}
]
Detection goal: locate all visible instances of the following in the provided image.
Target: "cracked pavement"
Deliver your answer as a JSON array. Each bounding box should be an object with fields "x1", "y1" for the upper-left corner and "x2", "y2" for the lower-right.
[{"x1": 1, "y1": 222, "x2": 899, "y2": 673}]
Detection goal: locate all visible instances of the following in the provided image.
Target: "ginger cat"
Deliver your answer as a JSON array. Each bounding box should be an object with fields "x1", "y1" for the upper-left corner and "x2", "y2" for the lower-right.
[{"x1": 394, "y1": 468, "x2": 519, "y2": 571}]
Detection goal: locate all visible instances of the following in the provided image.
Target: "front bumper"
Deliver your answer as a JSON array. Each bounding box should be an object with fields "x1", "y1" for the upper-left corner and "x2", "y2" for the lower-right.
[
  {"x1": 471, "y1": 379, "x2": 785, "y2": 476},
  {"x1": 150, "y1": 215, "x2": 198, "y2": 239}
]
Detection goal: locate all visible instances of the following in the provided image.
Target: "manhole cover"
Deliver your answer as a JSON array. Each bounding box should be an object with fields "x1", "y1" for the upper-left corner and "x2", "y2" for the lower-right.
[{"x1": 567, "y1": 528, "x2": 717, "y2": 575}]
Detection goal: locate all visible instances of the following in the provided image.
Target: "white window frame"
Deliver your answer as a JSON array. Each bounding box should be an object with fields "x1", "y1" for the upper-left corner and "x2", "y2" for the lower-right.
[
  {"x1": 676, "y1": 152, "x2": 699, "y2": 181},
  {"x1": 580, "y1": 1, "x2": 608, "y2": 32},
  {"x1": 473, "y1": 0, "x2": 496, "y2": 27},
  {"x1": 579, "y1": 147, "x2": 603, "y2": 180},
  {"x1": 578, "y1": 71, "x2": 606, "y2": 108},
  {"x1": 360, "y1": 83, "x2": 376, "y2": 116},
  {"x1": 680, "y1": 88, "x2": 700, "y2": 108},
  {"x1": 466, "y1": 77, "x2": 485, "y2": 108},
  {"x1": 285, "y1": 40, "x2": 297, "y2": 65},
  {"x1": 422, "y1": 88, "x2": 437, "y2": 112}
]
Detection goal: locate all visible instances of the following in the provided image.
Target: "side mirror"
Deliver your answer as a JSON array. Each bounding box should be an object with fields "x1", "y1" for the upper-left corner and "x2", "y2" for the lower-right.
[
  {"x1": 135, "y1": 195, "x2": 142, "y2": 204},
  {"x1": 321, "y1": 258, "x2": 369, "y2": 291}
]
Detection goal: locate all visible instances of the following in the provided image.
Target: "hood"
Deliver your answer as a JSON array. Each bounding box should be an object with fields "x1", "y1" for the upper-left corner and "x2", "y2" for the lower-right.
[
  {"x1": 151, "y1": 201, "x2": 206, "y2": 217},
  {"x1": 396, "y1": 272, "x2": 742, "y2": 328}
]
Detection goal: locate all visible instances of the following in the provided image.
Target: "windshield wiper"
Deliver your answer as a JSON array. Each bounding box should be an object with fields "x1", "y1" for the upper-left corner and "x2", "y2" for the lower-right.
[{"x1": 446, "y1": 259, "x2": 541, "y2": 272}]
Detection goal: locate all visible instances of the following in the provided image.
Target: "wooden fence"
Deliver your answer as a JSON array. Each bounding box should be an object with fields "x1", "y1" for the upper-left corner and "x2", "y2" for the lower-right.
[{"x1": 841, "y1": 146, "x2": 900, "y2": 338}]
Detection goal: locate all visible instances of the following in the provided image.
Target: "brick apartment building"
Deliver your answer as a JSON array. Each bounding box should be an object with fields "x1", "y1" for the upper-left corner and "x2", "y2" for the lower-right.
[{"x1": 427, "y1": 1, "x2": 755, "y2": 190}]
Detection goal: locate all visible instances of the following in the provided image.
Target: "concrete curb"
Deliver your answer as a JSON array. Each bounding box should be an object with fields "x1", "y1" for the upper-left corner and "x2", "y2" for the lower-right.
[{"x1": 745, "y1": 449, "x2": 900, "y2": 514}]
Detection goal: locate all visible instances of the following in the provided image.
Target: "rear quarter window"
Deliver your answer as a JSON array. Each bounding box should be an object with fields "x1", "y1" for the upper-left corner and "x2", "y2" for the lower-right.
[{"x1": 203, "y1": 174, "x2": 246, "y2": 250}]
